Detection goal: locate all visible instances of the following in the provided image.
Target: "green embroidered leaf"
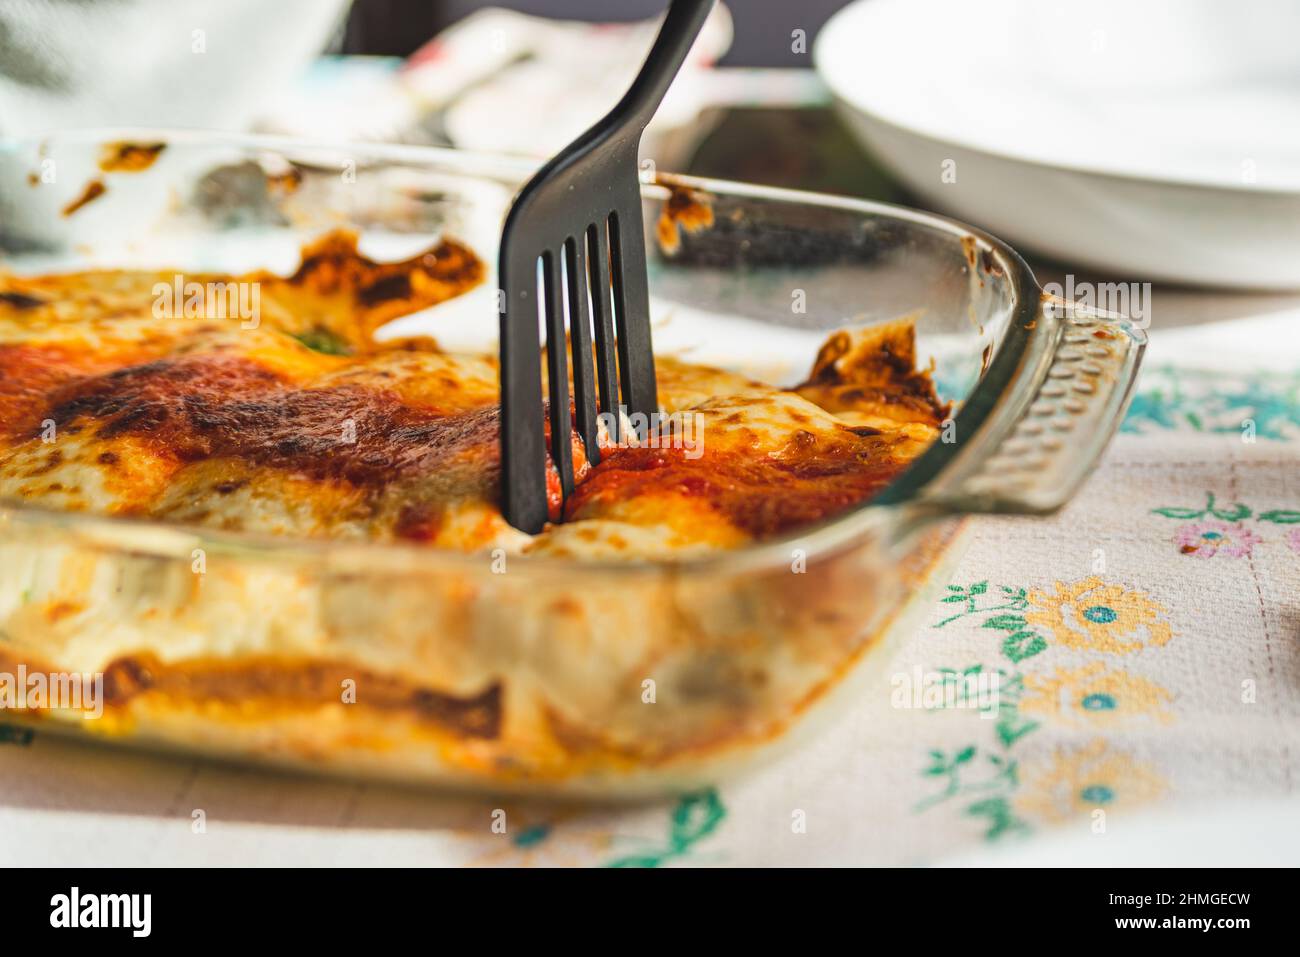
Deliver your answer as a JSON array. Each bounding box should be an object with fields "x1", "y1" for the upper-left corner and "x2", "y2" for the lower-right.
[
  {"x1": 669, "y1": 789, "x2": 726, "y2": 850},
  {"x1": 1210, "y1": 501, "x2": 1252, "y2": 522},
  {"x1": 969, "y1": 581, "x2": 988, "y2": 595},
  {"x1": 966, "y1": 797, "x2": 1031, "y2": 841},
  {"x1": 941, "y1": 594, "x2": 967, "y2": 603},
  {"x1": 982, "y1": 614, "x2": 1026, "y2": 631},
  {"x1": 965, "y1": 797, "x2": 1008, "y2": 818},
  {"x1": 1001, "y1": 759, "x2": 1021, "y2": 787},
  {"x1": 946, "y1": 584, "x2": 963, "y2": 592},
  {"x1": 607, "y1": 854, "x2": 667, "y2": 869},
  {"x1": 1259, "y1": 509, "x2": 1300, "y2": 524},
  {"x1": 1002, "y1": 630, "x2": 1047, "y2": 663},
  {"x1": 954, "y1": 746, "x2": 976, "y2": 764},
  {"x1": 996, "y1": 713, "x2": 1040, "y2": 747},
  {"x1": 1151, "y1": 506, "x2": 1204, "y2": 519},
  {"x1": 611, "y1": 789, "x2": 727, "y2": 867}
]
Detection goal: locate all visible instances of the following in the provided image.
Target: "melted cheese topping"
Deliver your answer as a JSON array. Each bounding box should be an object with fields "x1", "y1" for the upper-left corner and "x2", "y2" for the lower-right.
[{"x1": 0, "y1": 231, "x2": 948, "y2": 558}]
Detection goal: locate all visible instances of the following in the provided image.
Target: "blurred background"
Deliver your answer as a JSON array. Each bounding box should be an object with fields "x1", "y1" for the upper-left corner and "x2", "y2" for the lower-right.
[
  {"x1": 0, "y1": 0, "x2": 885, "y2": 202},
  {"x1": 342, "y1": 0, "x2": 847, "y2": 65},
  {"x1": 2, "y1": 0, "x2": 1296, "y2": 296}
]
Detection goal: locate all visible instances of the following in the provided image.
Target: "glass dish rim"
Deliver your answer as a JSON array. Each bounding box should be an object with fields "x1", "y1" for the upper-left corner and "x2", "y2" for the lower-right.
[{"x1": 0, "y1": 127, "x2": 1041, "y2": 576}]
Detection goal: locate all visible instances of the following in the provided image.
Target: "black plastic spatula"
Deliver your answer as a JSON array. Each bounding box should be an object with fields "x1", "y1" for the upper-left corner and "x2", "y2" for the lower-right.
[{"x1": 498, "y1": 0, "x2": 716, "y2": 534}]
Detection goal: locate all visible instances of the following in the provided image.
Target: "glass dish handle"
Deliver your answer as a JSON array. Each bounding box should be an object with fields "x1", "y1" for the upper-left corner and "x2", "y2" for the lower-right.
[{"x1": 926, "y1": 295, "x2": 1147, "y2": 515}]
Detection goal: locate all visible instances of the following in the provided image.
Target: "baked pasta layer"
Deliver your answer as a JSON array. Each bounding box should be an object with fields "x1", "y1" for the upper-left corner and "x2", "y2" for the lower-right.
[{"x1": 0, "y1": 232, "x2": 947, "y2": 558}]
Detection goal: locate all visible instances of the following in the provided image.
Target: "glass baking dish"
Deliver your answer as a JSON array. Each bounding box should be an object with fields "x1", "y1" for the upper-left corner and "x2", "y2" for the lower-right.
[{"x1": 0, "y1": 130, "x2": 1144, "y2": 797}]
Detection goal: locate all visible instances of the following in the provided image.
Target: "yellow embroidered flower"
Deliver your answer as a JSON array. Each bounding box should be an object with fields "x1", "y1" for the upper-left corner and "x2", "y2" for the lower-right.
[
  {"x1": 1025, "y1": 577, "x2": 1173, "y2": 654},
  {"x1": 1021, "y1": 663, "x2": 1174, "y2": 728},
  {"x1": 1017, "y1": 739, "x2": 1166, "y2": 824}
]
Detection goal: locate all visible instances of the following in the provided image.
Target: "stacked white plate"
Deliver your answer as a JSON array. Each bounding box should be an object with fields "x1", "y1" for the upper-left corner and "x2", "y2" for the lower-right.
[{"x1": 815, "y1": 0, "x2": 1300, "y2": 288}]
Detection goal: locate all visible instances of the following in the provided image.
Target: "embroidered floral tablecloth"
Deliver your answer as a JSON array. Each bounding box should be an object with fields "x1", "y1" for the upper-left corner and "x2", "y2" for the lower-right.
[{"x1": 2, "y1": 305, "x2": 1298, "y2": 867}]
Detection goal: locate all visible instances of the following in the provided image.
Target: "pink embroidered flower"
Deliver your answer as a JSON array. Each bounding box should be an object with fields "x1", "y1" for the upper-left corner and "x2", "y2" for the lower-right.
[
  {"x1": 1286, "y1": 528, "x2": 1300, "y2": 555},
  {"x1": 1174, "y1": 521, "x2": 1262, "y2": 558}
]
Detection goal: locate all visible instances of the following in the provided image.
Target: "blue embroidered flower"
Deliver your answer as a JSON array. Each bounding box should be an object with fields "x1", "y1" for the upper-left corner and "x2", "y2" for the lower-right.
[
  {"x1": 1083, "y1": 605, "x2": 1118, "y2": 624},
  {"x1": 1081, "y1": 693, "x2": 1117, "y2": 711},
  {"x1": 1080, "y1": 784, "x2": 1114, "y2": 805}
]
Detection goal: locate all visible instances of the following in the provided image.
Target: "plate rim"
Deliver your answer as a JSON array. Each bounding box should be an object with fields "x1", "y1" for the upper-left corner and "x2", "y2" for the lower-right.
[{"x1": 814, "y1": 0, "x2": 1300, "y2": 197}]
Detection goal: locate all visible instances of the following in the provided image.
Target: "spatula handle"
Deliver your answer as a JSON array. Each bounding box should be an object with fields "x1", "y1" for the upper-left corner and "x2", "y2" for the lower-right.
[{"x1": 617, "y1": 0, "x2": 717, "y2": 132}]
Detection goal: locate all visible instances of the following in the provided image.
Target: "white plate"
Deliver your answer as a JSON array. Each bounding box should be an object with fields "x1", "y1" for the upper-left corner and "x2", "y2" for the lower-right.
[{"x1": 815, "y1": 0, "x2": 1300, "y2": 288}]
